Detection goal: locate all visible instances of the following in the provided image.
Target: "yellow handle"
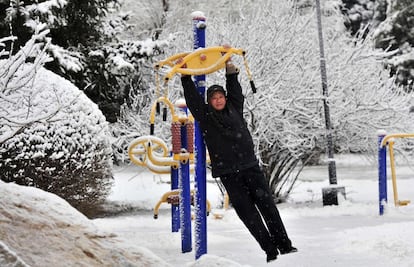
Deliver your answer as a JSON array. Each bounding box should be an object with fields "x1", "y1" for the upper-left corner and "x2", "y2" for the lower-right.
[{"x1": 156, "y1": 46, "x2": 245, "y2": 81}]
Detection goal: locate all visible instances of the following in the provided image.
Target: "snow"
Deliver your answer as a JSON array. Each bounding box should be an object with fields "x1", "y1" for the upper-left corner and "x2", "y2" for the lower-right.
[
  {"x1": 0, "y1": 180, "x2": 168, "y2": 267},
  {"x1": 30, "y1": 0, "x2": 68, "y2": 14},
  {"x1": 3, "y1": 154, "x2": 414, "y2": 266},
  {"x1": 46, "y1": 44, "x2": 83, "y2": 72},
  {"x1": 0, "y1": 242, "x2": 30, "y2": 267},
  {"x1": 108, "y1": 55, "x2": 135, "y2": 75},
  {"x1": 96, "y1": 156, "x2": 414, "y2": 267},
  {"x1": 191, "y1": 11, "x2": 206, "y2": 20},
  {"x1": 387, "y1": 50, "x2": 414, "y2": 66}
]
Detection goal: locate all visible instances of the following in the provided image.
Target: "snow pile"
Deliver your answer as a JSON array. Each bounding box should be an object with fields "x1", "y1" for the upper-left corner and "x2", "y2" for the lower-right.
[{"x1": 0, "y1": 181, "x2": 169, "y2": 267}]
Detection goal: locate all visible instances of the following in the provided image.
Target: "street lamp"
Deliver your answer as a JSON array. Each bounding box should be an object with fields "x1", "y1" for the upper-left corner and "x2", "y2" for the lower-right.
[{"x1": 315, "y1": 0, "x2": 345, "y2": 205}]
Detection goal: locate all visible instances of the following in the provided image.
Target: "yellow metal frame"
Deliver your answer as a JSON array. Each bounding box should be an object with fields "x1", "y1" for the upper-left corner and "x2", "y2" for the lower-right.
[
  {"x1": 147, "y1": 141, "x2": 180, "y2": 169},
  {"x1": 149, "y1": 96, "x2": 178, "y2": 125},
  {"x1": 381, "y1": 133, "x2": 414, "y2": 207},
  {"x1": 153, "y1": 189, "x2": 212, "y2": 219},
  {"x1": 155, "y1": 46, "x2": 253, "y2": 82},
  {"x1": 128, "y1": 96, "x2": 197, "y2": 173},
  {"x1": 128, "y1": 135, "x2": 169, "y2": 167}
]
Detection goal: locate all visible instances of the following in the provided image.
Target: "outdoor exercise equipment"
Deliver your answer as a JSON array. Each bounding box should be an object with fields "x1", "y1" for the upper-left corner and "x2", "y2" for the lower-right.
[
  {"x1": 128, "y1": 95, "x2": 196, "y2": 252},
  {"x1": 378, "y1": 131, "x2": 412, "y2": 215},
  {"x1": 128, "y1": 94, "x2": 223, "y2": 254},
  {"x1": 130, "y1": 11, "x2": 253, "y2": 260}
]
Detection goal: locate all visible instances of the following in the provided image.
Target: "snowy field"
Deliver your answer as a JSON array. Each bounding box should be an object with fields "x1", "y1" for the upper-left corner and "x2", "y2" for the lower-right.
[{"x1": 93, "y1": 154, "x2": 414, "y2": 267}]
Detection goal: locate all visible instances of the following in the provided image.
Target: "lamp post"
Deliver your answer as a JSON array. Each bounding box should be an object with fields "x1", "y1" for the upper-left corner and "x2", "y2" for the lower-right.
[{"x1": 315, "y1": 0, "x2": 345, "y2": 205}]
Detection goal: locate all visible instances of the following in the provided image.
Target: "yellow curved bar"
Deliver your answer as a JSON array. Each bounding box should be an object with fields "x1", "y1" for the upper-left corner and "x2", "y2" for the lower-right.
[
  {"x1": 155, "y1": 52, "x2": 190, "y2": 69},
  {"x1": 160, "y1": 46, "x2": 245, "y2": 81},
  {"x1": 380, "y1": 133, "x2": 414, "y2": 147},
  {"x1": 153, "y1": 190, "x2": 180, "y2": 219},
  {"x1": 147, "y1": 142, "x2": 179, "y2": 168},
  {"x1": 128, "y1": 135, "x2": 169, "y2": 166},
  {"x1": 146, "y1": 160, "x2": 196, "y2": 175},
  {"x1": 380, "y1": 133, "x2": 413, "y2": 207},
  {"x1": 153, "y1": 189, "x2": 212, "y2": 219},
  {"x1": 146, "y1": 160, "x2": 175, "y2": 174},
  {"x1": 388, "y1": 140, "x2": 400, "y2": 206},
  {"x1": 149, "y1": 96, "x2": 179, "y2": 124}
]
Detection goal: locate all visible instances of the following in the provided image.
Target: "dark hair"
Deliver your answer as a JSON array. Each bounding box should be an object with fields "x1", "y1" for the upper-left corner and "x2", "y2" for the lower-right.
[{"x1": 207, "y1": 85, "x2": 226, "y2": 102}]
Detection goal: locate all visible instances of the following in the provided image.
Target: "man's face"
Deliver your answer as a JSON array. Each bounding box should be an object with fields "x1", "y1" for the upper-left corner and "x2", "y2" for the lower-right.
[{"x1": 209, "y1": 91, "x2": 226, "y2": 111}]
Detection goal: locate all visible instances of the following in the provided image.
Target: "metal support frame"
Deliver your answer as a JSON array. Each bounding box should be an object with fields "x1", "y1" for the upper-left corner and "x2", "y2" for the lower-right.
[{"x1": 192, "y1": 11, "x2": 208, "y2": 260}]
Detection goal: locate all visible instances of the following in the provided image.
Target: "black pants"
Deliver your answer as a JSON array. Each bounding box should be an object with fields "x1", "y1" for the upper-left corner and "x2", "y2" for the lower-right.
[{"x1": 220, "y1": 165, "x2": 292, "y2": 254}]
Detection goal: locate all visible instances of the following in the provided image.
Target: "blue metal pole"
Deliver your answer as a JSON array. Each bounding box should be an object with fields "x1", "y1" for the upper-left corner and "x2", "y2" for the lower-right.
[
  {"x1": 378, "y1": 131, "x2": 387, "y2": 215},
  {"x1": 192, "y1": 11, "x2": 207, "y2": 259},
  {"x1": 171, "y1": 167, "x2": 180, "y2": 232},
  {"x1": 179, "y1": 108, "x2": 192, "y2": 253}
]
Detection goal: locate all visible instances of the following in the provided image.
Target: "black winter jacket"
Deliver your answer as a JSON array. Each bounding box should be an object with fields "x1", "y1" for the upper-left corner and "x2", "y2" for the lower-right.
[{"x1": 181, "y1": 73, "x2": 258, "y2": 177}]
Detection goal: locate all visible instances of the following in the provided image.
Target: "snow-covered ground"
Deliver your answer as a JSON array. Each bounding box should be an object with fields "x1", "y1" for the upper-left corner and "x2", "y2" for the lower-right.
[
  {"x1": 2, "y1": 154, "x2": 414, "y2": 266},
  {"x1": 93, "y1": 154, "x2": 414, "y2": 267}
]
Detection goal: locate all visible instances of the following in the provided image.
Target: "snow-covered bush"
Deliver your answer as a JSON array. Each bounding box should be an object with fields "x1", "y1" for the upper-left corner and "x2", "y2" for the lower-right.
[{"x1": 0, "y1": 30, "x2": 113, "y2": 217}]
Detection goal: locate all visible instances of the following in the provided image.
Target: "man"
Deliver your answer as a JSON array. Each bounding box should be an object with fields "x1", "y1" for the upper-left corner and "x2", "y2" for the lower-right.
[{"x1": 181, "y1": 58, "x2": 297, "y2": 263}]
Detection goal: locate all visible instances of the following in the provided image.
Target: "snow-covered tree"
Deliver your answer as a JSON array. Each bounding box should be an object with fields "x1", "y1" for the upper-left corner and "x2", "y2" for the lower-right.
[
  {"x1": 340, "y1": 0, "x2": 385, "y2": 35},
  {"x1": 153, "y1": 0, "x2": 414, "y2": 200},
  {"x1": 340, "y1": 0, "x2": 414, "y2": 88},
  {"x1": 373, "y1": 0, "x2": 414, "y2": 88},
  {"x1": 1, "y1": 0, "x2": 121, "y2": 53},
  {"x1": 0, "y1": 29, "x2": 113, "y2": 217}
]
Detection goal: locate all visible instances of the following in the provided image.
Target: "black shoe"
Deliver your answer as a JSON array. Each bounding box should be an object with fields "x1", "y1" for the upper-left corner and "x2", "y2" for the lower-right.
[
  {"x1": 266, "y1": 251, "x2": 278, "y2": 263},
  {"x1": 279, "y1": 246, "x2": 298, "y2": 255}
]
